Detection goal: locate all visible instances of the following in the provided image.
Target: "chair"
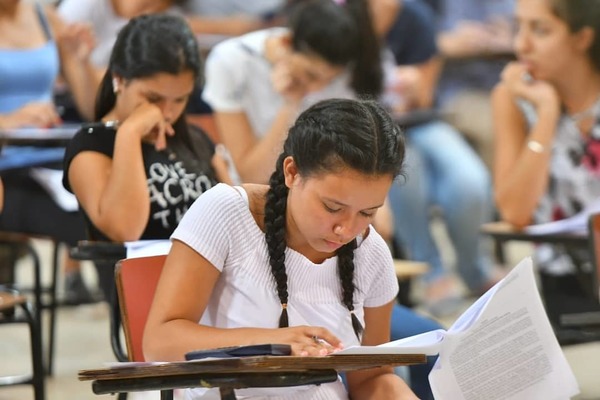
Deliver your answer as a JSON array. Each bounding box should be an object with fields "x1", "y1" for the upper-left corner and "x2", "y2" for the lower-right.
[
  {"x1": 116, "y1": 255, "x2": 322, "y2": 400},
  {"x1": 115, "y1": 255, "x2": 172, "y2": 400},
  {"x1": 0, "y1": 232, "x2": 61, "y2": 376},
  {"x1": 0, "y1": 288, "x2": 45, "y2": 400}
]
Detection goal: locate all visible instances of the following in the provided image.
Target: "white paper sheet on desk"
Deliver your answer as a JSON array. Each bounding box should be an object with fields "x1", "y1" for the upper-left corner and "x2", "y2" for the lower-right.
[
  {"x1": 525, "y1": 198, "x2": 600, "y2": 235},
  {"x1": 125, "y1": 240, "x2": 172, "y2": 259},
  {"x1": 29, "y1": 167, "x2": 78, "y2": 212}
]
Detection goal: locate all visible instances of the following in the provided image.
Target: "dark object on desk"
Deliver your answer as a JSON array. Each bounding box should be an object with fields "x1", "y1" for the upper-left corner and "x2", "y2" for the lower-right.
[{"x1": 185, "y1": 344, "x2": 292, "y2": 360}]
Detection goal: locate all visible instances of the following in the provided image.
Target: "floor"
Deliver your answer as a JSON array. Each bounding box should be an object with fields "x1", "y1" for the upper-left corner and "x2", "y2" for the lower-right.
[{"x1": 1, "y1": 235, "x2": 599, "y2": 400}]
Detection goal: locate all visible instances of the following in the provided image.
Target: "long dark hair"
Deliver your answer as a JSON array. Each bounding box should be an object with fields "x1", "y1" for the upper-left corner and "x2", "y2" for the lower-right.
[
  {"x1": 287, "y1": 0, "x2": 383, "y2": 97},
  {"x1": 264, "y1": 98, "x2": 405, "y2": 340},
  {"x1": 95, "y1": 14, "x2": 212, "y2": 172}
]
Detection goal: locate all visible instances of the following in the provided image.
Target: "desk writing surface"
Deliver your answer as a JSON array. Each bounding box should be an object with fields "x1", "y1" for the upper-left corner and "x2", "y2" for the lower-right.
[
  {"x1": 0, "y1": 124, "x2": 79, "y2": 146},
  {"x1": 79, "y1": 354, "x2": 426, "y2": 382},
  {"x1": 481, "y1": 221, "x2": 587, "y2": 245}
]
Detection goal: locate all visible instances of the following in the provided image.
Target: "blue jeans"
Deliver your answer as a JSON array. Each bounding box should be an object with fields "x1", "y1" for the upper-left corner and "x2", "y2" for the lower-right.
[
  {"x1": 389, "y1": 121, "x2": 493, "y2": 291},
  {"x1": 340, "y1": 304, "x2": 441, "y2": 399},
  {"x1": 391, "y1": 304, "x2": 441, "y2": 400}
]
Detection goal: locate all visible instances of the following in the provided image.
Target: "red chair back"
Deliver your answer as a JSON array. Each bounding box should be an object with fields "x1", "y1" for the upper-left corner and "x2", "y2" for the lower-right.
[{"x1": 115, "y1": 255, "x2": 167, "y2": 362}]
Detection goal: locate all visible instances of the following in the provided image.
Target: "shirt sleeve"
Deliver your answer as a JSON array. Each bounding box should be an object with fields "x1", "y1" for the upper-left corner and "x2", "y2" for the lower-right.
[
  {"x1": 57, "y1": 0, "x2": 96, "y2": 23},
  {"x1": 358, "y1": 229, "x2": 400, "y2": 308},
  {"x1": 171, "y1": 184, "x2": 236, "y2": 271},
  {"x1": 201, "y1": 39, "x2": 248, "y2": 112},
  {"x1": 62, "y1": 126, "x2": 115, "y2": 193}
]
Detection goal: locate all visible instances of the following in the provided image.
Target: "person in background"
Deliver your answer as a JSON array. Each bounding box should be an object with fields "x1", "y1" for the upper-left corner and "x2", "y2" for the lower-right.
[
  {"x1": 57, "y1": 0, "x2": 275, "y2": 72},
  {"x1": 0, "y1": 0, "x2": 99, "y2": 303},
  {"x1": 377, "y1": 0, "x2": 496, "y2": 317},
  {"x1": 144, "y1": 98, "x2": 419, "y2": 400},
  {"x1": 203, "y1": 0, "x2": 382, "y2": 184},
  {"x1": 434, "y1": 0, "x2": 515, "y2": 170},
  {"x1": 63, "y1": 13, "x2": 231, "y2": 303},
  {"x1": 492, "y1": 0, "x2": 600, "y2": 325}
]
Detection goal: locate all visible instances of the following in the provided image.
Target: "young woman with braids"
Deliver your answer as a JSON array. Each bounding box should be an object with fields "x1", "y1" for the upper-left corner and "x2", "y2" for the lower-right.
[{"x1": 144, "y1": 98, "x2": 419, "y2": 399}]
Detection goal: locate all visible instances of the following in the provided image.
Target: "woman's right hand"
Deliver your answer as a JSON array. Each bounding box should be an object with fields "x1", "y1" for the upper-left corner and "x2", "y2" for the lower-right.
[
  {"x1": 267, "y1": 325, "x2": 344, "y2": 357},
  {"x1": 117, "y1": 102, "x2": 175, "y2": 151},
  {"x1": 0, "y1": 102, "x2": 61, "y2": 129},
  {"x1": 501, "y1": 62, "x2": 560, "y2": 114},
  {"x1": 271, "y1": 59, "x2": 308, "y2": 105}
]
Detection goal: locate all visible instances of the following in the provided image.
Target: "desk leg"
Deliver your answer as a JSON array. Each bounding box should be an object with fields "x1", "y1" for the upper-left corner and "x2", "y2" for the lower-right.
[{"x1": 219, "y1": 387, "x2": 237, "y2": 400}]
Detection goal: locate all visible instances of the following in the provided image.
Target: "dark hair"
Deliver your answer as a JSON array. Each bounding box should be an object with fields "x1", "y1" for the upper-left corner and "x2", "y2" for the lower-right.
[
  {"x1": 548, "y1": 0, "x2": 600, "y2": 71},
  {"x1": 264, "y1": 98, "x2": 405, "y2": 340},
  {"x1": 287, "y1": 0, "x2": 383, "y2": 97},
  {"x1": 95, "y1": 14, "x2": 212, "y2": 174}
]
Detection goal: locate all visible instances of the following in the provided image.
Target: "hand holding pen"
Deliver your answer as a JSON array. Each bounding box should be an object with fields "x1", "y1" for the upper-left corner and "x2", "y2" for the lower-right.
[{"x1": 268, "y1": 325, "x2": 344, "y2": 357}]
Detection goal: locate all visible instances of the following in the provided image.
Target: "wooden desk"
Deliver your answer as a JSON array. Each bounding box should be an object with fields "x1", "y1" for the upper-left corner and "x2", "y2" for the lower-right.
[
  {"x1": 70, "y1": 240, "x2": 127, "y2": 263},
  {"x1": 481, "y1": 221, "x2": 588, "y2": 246},
  {"x1": 79, "y1": 354, "x2": 426, "y2": 398},
  {"x1": 481, "y1": 221, "x2": 600, "y2": 344}
]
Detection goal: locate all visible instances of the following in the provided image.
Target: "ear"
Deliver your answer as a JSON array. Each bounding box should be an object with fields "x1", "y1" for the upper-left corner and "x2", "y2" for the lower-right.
[
  {"x1": 283, "y1": 156, "x2": 300, "y2": 188},
  {"x1": 574, "y1": 26, "x2": 595, "y2": 54}
]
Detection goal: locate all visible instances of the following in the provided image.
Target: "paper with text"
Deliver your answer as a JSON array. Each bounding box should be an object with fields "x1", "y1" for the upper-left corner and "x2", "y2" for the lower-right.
[{"x1": 336, "y1": 258, "x2": 579, "y2": 400}]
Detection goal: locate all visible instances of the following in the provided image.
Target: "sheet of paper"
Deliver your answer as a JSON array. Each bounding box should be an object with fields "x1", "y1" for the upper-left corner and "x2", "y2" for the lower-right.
[
  {"x1": 429, "y1": 258, "x2": 580, "y2": 400},
  {"x1": 525, "y1": 198, "x2": 600, "y2": 235},
  {"x1": 125, "y1": 240, "x2": 172, "y2": 259},
  {"x1": 29, "y1": 167, "x2": 78, "y2": 212},
  {"x1": 335, "y1": 329, "x2": 446, "y2": 356}
]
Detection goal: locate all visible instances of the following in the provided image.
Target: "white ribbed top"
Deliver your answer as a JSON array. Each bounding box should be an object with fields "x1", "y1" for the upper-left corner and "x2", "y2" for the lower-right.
[{"x1": 172, "y1": 184, "x2": 399, "y2": 399}]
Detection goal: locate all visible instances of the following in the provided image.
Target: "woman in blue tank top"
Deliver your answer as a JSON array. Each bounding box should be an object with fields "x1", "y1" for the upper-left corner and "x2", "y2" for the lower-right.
[{"x1": 0, "y1": 0, "x2": 99, "y2": 303}]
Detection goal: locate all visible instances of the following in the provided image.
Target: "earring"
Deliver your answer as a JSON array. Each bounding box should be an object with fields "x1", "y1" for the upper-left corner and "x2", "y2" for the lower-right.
[{"x1": 112, "y1": 78, "x2": 119, "y2": 94}]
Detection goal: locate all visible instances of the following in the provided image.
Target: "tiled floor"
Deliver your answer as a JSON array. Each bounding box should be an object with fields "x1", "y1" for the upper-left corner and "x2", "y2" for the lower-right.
[{"x1": 1, "y1": 238, "x2": 599, "y2": 400}]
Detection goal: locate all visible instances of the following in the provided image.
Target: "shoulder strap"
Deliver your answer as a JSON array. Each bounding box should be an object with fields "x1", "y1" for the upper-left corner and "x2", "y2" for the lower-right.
[{"x1": 34, "y1": 2, "x2": 53, "y2": 41}]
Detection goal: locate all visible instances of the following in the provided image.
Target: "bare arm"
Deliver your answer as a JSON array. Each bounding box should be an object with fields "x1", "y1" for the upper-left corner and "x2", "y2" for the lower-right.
[
  {"x1": 346, "y1": 302, "x2": 418, "y2": 400},
  {"x1": 214, "y1": 104, "x2": 297, "y2": 184},
  {"x1": 492, "y1": 64, "x2": 561, "y2": 228},
  {"x1": 47, "y1": 7, "x2": 103, "y2": 121},
  {"x1": 68, "y1": 104, "x2": 173, "y2": 241},
  {"x1": 186, "y1": 15, "x2": 265, "y2": 37},
  {"x1": 368, "y1": 0, "x2": 401, "y2": 38},
  {"x1": 144, "y1": 240, "x2": 343, "y2": 361}
]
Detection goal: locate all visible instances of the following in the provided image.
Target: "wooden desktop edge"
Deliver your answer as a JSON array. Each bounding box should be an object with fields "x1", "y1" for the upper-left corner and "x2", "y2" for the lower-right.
[
  {"x1": 481, "y1": 221, "x2": 588, "y2": 244},
  {"x1": 79, "y1": 354, "x2": 427, "y2": 382}
]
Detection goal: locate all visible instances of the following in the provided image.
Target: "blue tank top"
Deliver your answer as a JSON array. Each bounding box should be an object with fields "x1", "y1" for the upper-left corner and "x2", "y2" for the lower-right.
[{"x1": 0, "y1": 3, "x2": 59, "y2": 113}]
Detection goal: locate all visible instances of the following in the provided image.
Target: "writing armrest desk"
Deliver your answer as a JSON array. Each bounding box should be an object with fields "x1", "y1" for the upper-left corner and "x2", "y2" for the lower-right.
[{"x1": 79, "y1": 354, "x2": 426, "y2": 399}]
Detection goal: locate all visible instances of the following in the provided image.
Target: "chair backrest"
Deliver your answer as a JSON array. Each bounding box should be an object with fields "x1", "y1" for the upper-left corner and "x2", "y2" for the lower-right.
[
  {"x1": 587, "y1": 213, "x2": 600, "y2": 302},
  {"x1": 115, "y1": 254, "x2": 167, "y2": 362}
]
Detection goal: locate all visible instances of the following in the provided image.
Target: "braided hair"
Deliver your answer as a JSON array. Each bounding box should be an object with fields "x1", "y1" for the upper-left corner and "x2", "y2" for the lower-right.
[{"x1": 264, "y1": 98, "x2": 405, "y2": 340}]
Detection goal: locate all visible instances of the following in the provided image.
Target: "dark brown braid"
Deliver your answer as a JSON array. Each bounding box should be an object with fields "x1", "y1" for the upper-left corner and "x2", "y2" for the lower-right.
[
  {"x1": 264, "y1": 153, "x2": 291, "y2": 328},
  {"x1": 337, "y1": 239, "x2": 363, "y2": 340}
]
